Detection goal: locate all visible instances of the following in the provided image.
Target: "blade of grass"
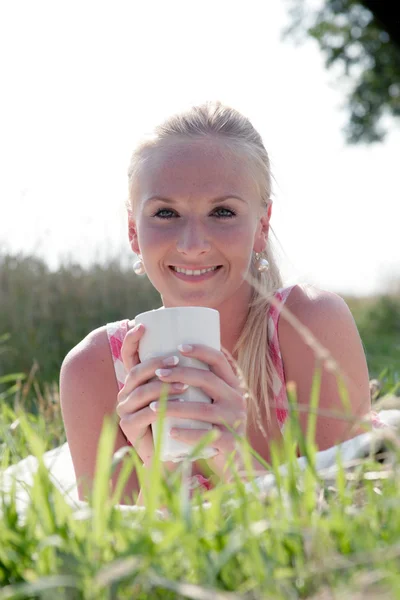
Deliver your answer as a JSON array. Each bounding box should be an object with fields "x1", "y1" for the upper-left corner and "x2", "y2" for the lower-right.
[
  {"x1": 110, "y1": 446, "x2": 140, "y2": 506},
  {"x1": 91, "y1": 414, "x2": 118, "y2": 544},
  {"x1": 146, "y1": 382, "x2": 169, "y2": 517},
  {"x1": 0, "y1": 575, "x2": 79, "y2": 600},
  {"x1": 306, "y1": 363, "x2": 322, "y2": 449}
]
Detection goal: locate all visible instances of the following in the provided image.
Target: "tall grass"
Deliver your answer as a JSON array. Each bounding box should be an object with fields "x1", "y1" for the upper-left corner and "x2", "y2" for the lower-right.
[
  {"x1": 1, "y1": 251, "x2": 399, "y2": 388},
  {"x1": 0, "y1": 250, "x2": 400, "y2": 597},
  {"x1": 0, "y1": 252, "x2": 160, "y2": 402},
  {"x1": 0, "y1": 372, "x2": 400, "y2": 598},
  {"x1": 345, "y1": 293, "x2": 400, "y2": 393}
]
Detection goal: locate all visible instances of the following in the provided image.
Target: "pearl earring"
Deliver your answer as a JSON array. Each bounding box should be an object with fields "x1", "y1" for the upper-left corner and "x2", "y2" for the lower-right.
[
  {"x1": 133, "y1": 256, "x2": 146, "y2": 275},
  {"x1": 255, "y1": 252, "x2": 269, "y2": 273}
]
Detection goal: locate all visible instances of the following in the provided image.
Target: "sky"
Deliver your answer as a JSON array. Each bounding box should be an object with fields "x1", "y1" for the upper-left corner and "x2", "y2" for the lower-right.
[{"x1": 0, "y1": 0, "x2": 399, "y2": 297}]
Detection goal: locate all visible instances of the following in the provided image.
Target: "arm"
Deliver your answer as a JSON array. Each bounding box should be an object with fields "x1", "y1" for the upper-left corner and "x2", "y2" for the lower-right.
[
  {"x1": 278, "y1": 285, "x2": 371, "y2": 450},
  {"x1": 59, "y1": 327, "x2": 140, "y2": 504}
]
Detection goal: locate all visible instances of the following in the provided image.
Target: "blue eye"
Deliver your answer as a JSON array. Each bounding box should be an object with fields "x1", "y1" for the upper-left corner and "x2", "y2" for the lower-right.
[
  {"x1": 213, "y1": 207, "x2": 236, "y2": 218},
  {"x1": 152, "y1": 206, "x2": 237, "y2": 219},
  {"x1": 152, "y1": 209, "x2": 176, "y2": 219}
]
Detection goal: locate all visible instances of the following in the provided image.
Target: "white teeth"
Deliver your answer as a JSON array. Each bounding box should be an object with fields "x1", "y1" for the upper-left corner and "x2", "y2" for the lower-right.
[{"x1": 173, "y1": 266, "x2": 218, "y2": 276}]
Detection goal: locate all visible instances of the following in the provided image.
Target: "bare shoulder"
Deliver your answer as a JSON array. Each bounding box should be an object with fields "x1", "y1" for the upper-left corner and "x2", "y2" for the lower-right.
[
  {"x1": 284, "y1": 283, "x2": 346, "y2": 313},
  {"x1": 60, "y1": 325, "x2": 138, "y2": 502},
  {"x1": 61, "y1": 325, "x2": 113, "y2": 379},
  {"x1": 280, "y1": 283, "x2": 355, "y2": 332},
  {"x1": 279, "y1": 282, "x2": 360, "y2": 363},
  {"x1": 277, "y1": 283, "x2": 371, "y2": 449},
  {"x1": 60, "y1": 323, "x2": 121, "y2": 444}
]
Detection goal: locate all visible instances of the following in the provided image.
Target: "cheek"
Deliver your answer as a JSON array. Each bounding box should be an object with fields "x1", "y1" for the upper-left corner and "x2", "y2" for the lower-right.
[
  {"x1": 138, "y1": 224, "x2": 171, "y2": 250},
  {"x1": 217, "y1": 226, "x2": 255, "y2": 272},
  {"x1": 219, "y1": 222, "x2": 255, "y2": 248}
]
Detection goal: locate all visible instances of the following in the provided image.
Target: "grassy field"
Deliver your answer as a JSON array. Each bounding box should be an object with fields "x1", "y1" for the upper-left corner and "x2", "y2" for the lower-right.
[
  {"x1": 0, "y1": 251, "x2": 399, "y2": 598},
  {"x1": 1, "y1": 251, "x2": 398, "y2": 396}
]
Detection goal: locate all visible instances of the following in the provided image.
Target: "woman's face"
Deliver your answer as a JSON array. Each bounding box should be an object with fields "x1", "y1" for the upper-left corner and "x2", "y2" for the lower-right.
[{"x1": 129, "y1": 137, "x2": 271, "y2": 308}]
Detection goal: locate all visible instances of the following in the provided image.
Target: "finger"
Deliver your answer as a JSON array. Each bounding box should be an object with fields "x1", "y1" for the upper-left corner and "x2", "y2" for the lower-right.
[
  {"x1": 120, "y1": 409, "x2": 181, "y2": 472},
  {"x1": 155, "y1": 366, "x2": 245, "y2": 408},
  {"x1": 150, "y1": 399, "x2": 246, "y2": 430},
  {"x1": 120, "y1": 322, "x2": 146, "y2": 372},
  {"x1": 119, "y1": 405, "x2": 159, "y2": 436},
  {"x1": 119, "y1": 405, "x2": 159, "y2": 451},
  {"x1": 117, "y1": 379, "x2": 187, "y2": 418},
  {"x1": 178, "y1": 344, "x2": 241, "y2": 390},
  {"x1": 119, "y1": 355, "x2": 183, "y2": 400}
]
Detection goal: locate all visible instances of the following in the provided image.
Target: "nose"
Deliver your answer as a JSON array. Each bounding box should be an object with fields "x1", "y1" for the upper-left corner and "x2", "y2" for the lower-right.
[{"x1": 175, "y1": 216, "x2": 211, "y2": 256}]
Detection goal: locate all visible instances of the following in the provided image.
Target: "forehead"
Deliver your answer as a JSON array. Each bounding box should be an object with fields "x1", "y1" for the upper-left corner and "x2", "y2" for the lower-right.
[{"x1": 133, "y1": 138, "x2": 259, "y2": 203}]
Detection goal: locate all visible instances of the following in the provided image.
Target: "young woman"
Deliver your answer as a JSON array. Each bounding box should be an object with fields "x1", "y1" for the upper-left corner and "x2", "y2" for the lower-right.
[{"x1": 60, "y1": 101, "x2": 376, "y2": 505}]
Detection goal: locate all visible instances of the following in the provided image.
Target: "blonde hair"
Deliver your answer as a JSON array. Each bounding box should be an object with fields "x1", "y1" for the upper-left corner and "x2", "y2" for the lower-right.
[{"x1": 126, "y1": 101, "x2": 284, "y2": 434}]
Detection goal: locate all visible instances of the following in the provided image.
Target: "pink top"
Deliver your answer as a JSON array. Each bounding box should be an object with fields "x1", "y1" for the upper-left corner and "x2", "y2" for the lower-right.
[{"x1": 106, "y1": 285, "x2": 296, "y2": 435}]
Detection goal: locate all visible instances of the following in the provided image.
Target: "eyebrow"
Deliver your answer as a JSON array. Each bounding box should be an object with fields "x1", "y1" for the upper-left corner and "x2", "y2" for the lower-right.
[{"x1": 144, "y1": 194, "x2": 247, "y2": 205}]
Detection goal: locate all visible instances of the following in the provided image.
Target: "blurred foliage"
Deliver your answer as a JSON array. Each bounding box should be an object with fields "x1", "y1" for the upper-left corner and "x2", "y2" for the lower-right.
[
  {"x1": 343, "y1": 292, "x2": 400, "y2": 385},
  {"x1": 0, "y1": 252, "x2": 160, "y2": 393},
  {"x1": 0, "y1": 251, "x2": 398, "y2": 401},
  {"x1": 282, "y1": 0, "x2": 400, "y2": 144}
]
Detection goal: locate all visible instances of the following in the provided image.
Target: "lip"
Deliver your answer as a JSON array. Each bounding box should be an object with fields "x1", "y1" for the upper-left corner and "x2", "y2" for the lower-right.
[
  {"x1": 169, "y1": 265, "x2": 222, "y2": 282},
  {"x1": 170, "y1": 265, "x2": 221, "y2": 270}
]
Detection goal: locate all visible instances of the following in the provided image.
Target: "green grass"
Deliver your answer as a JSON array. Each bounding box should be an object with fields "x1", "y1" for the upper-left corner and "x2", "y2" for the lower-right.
[
  {"x1": 344, "y1": 293, "x2": 400, "y2": 383},
  {"x1": 0, "y1": 252, "x2": 161, "y2": 394},
  {"x1": 0, "y1": 250, "x2": 399, "y2": 397},
  {"x1": 0, "y1": 369, "x2": 400, "y2": 599},
  {"x1": 1, "y1": 251, "x2": 400, "y2": 597}
]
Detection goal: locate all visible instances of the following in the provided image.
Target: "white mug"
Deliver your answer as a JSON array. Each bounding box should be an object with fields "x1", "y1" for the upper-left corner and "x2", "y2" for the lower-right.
[{"x1": 134, "y1": 306, "x2": 220, "y2": 462}]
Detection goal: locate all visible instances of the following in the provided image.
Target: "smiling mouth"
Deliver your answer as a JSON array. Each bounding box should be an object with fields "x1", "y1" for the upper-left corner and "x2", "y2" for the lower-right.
[{"x1": 169, "y1": 266, "x2": 222, "y2": 276}]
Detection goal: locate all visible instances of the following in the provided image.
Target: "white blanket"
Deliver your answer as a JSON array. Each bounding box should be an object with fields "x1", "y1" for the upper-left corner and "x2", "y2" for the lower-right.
[
  {"x1": 1, "y1": 410, "x2": 399, "y2": 520},
  {"x1": 248, "y1": 409, "x2": 400, "y2": 496}
]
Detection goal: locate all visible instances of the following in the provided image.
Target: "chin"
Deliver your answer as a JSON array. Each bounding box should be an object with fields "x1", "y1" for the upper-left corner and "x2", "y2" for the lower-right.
[{"x1": 164, "y1": 293, "x2": 220, "y2": 309}]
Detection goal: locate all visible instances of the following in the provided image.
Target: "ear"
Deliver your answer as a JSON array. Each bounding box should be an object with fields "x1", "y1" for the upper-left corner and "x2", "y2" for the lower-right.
[
  {"x1": 253, "y1": 202, "x2": 272, "y2": 253},
  {"x1": 127, "y1": 210, "x2": 140, "y2": 255}
]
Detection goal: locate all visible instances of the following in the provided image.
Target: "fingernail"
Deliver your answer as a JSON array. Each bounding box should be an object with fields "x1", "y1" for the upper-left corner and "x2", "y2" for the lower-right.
[
  {"x1": 133, "y1": 323, "x2": 143, "y2": 332},
  {"x1": 178, "y1": 344, "x2": 193, "y2": 353},
  {"x1": 149, "y1": 401, "x2": 158, "y2": 411},
  {"x1": 162, "y1": 355, "x2": 179, "y2": 367},
  {"x1": 155, "y1": 368, "x2": 172, "y2": 377},
  {"x1": 172, "y1": 382, "x2": 189, "y2": 391}
]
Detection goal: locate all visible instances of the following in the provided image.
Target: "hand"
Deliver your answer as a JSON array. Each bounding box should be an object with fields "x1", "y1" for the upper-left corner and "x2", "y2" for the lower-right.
[
  {"x1": 116, "y1": 323, "x2": 187, "y2": 472},
  {"x1": 148, "y1": 343, "x2": 249, "y2": 481}
]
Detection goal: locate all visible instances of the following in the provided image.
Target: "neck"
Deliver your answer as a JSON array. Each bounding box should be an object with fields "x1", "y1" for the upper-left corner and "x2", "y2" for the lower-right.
[{"x1": 217, "y1": 284, "x2": 254, "y2": 358}]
